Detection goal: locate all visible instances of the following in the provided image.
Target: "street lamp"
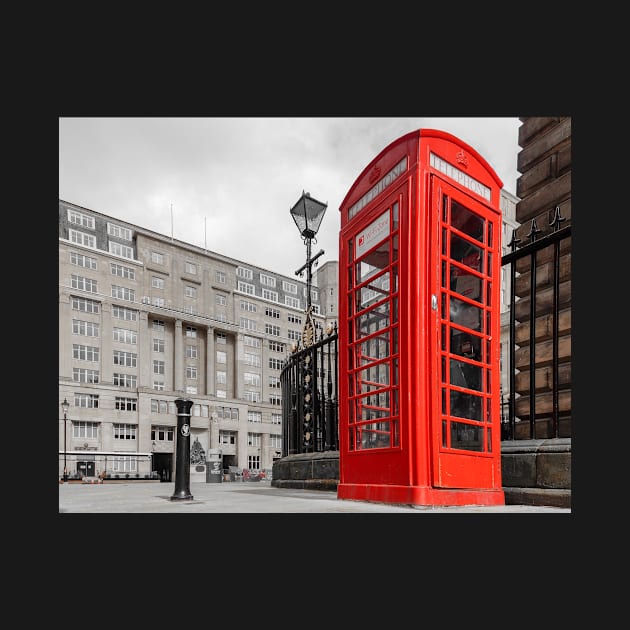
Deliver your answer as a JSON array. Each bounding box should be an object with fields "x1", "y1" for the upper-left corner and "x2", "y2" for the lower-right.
[
  {"x1": 290, "y1": 191, "x2": 327, "y2": 453},
  {"x1": 61, "y1": 397, "x2": 70, "y2": 482},
  {"x1": 290, "y1": 191, "x2": 328, "y2": 343}
]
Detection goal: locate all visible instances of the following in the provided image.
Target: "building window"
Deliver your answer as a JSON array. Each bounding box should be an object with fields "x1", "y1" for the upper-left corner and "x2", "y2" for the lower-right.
[
  {"x1": 111, "y1": 263, "x2": 135, "y2": 279},
  {"x1": 186, "y1": 366, "x2": 198, "y2": 379},
  {"x1": 269, "y1": 394, "x2": 282, "y2": 406},
  {"x1": 185, "y1": 285, "x2": 197, "y2": 298},
  {"x1": 152, "y1": 276, "x2": 165, "y2": 289},
  {"x1": 109, "y1": 242, "x2": 134, "y2": 259},
  {"x1": 240, "y1": 317, "x2": 257, "y2": 331},
  {"x1": 269, "y1": 341, "x2": 285, "y2": 353},
  {"x1": 154, "y1": 338, "x2": 165, "y2": 353},
  {"x1": 151, "y1": 251, "x2": 164, "y2": 265},
  {"x1": 71, "y1": 251, "x2": 97, "y2": 270},
  {"x1": 69, "y1": 229, "x2": 96, "y2": 248},
  {"x1": 112, "y1": 305, "x2": 136, "y2": 321},
  {"x1": 269, "y1": 357, "x2": 283, "y2": 370},
  {"x1": 265, "y1": 307, "x2": 280, "y2": 319},
  {"x1": 113, "y1": 350, "x2": 137, "y2": 367},
  {"x1": 185, "y1": 261, "x2": 197, "y2": 275},
  {"x1": 115, "y1": 397, "x2": 137, "y2": 411},
  {"x1": 186, "y1": 385, "x2": 197, "y2": 394},
  {"x1": 73, "y1": 368, "x2": 100, "y2": 383},
  {"x1": 247, "y1": 433, "x2": 261, "y2": 447},
  {"x1": 237, "y1": 266, "x2": 253, "y2": 280},
  {"x1": 186, "y1": 344, "x2": 197, "y2": 358},
  {"x1": 217, "y1": 351, "x2": 227, "y2": 364},
  {"x1": 73, "y1": 343, "x2": 99, "y2": 362},
  {"x1": 265, "y1": 324, "x2": 280, "y2": 336},
  {"x1": 243, "y1": 335, "x2": 260, "y2": 348},
  {"x1": 248, "y1": 411, "x2": 262, "y2": 423},
  {"x1": 112, "y1": 456, "x2": 137, "y2": 473},
  {"x1": 73, "y1": 319, "x2": 99, "y2": 337},
  {"x1": 270, "y1": 434, "x2": 282, "y2": 448},
  {"x1": 113, "y1": 373, "x2": 137, "y2": 387},
  {"x1": 287, "y1": 313, "x2": 302, "y2": 324},
  {"x1": 113, "y1": 327, "x2": 137, "y2": 344},
  {"x1": 262, "y1": 289, "x2": 278, "y2": 302},
  {"x1": 260, "y1": 273, "x2": 276, "y2": 287},
  {"x1": 217, "y1": 406, "x2": 238, "y2": 420},
  {"x1": 151, "y1": 399, "x2": 171, "y2": 413},
  {"x1": 153, "y1": 380, "x2": 164, "y2": 391},
  {"x1": 68, "y1": 209, "x2": 95, "y2": 229},
  {"x1": 107, "y1": 223, "x2": 132, "y2": 240},
  {"x1": 244, "y1": 352, "x2": 261, "y2": 367},
  {"x1": 272, "y1": 413, "x2": 282, "y2": 425},
  {"x1": 240, "y1": 299, "x2": 257, "y2": 312},
  {"x1": 153, "y1": 319, "x2": 165, "y2": 330},
  {"x1": 216, "y1": 389, "x2": 227, "y2": 399},
  {"x1": 186, "y1": 326, "x2": 197, "y2": 338},
  {"x1": 245, "y1": 390, "x2": 261, "y2": 403},
  {"x1": 73, "y1": 421, "x2": 98, "y2": 439},
  {"x1": 153, "y1": 360, "x2": 165, "y2": 375},
  {"x1": 71, "y1": 274, "x2": 98, "y2": 293},
  {"x1": 219, "y1": 431, "x2": 237, "y2": 445},
  {"x1": 216, "y1": 293, "x2": 227, "y2": 305},
  {"x1": 152, "y1": 296, "x2": 165, "y2": 307},
  {"x1": 75, "y1": 393, "x2": 99, "y2": 408},
  {"x1": 287, "y1": 329, "x2": 301, "y2": 341},
  {"x1": 111, "y1": 285, "x2": 135, "y2": 302},
  {"x1": 285, "y1": 296, "x2": 300, "y2": 309},
  {"x1": 114, "y1": 423, "x2": 137, "y2": 440},
  {"x1": 269, "y1": 376, "x2": 281, "y2": 388},
  {"x1": 237, "y1": 281, "x2": 255, "y2": 295},
  {"x1": 244, "y1": 372, "x2": 260, "y2": 386},
  {"x1": 216, "y1": 332, "x2": 227, "y2": 345},
  {"x1": 215, "y1": 270, "x2": 226, "y2": 284},
  {"x1": 216, "y1": 371, "x2": 227, "y2": 384},
  {"x1": 282, "y1": 280, "x2": 297, "y2": 294},
  {"x1": 72, "y1": 296, "x2": 100, "y2": 314},
  {"x1": 152, "y1": 426, "x2": 174, "y2": 442}
]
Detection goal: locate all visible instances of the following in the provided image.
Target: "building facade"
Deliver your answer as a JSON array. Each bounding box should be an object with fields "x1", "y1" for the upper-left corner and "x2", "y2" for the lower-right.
[{"x1": 58, "y1": 200, "x2": 336, "y2": 481}]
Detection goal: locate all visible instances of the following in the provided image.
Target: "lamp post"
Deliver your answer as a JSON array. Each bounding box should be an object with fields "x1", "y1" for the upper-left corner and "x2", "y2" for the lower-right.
[
  {"x1": 290, "y1": 191, "x2": 328, "y2": 339},
  {"x1": 290, "y1": 191, "x2": 327, "y2": 453},
  {"x1": 61, "y1": 397, "x2": 69, "y2": 482}
]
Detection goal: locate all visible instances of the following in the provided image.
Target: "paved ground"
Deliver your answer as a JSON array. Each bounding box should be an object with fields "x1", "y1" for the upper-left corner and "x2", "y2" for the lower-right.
[{"x1": 58, "y1": 480, "x2": 571, "y2": 513}]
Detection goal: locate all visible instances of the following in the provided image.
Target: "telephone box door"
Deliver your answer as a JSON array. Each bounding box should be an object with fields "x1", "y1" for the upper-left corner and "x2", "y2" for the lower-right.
[{"x1": 428, "y1": 175, "x2": 502, "y2": 489}]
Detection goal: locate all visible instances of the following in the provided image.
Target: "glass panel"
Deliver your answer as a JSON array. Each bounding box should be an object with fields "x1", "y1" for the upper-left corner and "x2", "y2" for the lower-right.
[
  {"x1": 359, "y1": 421, "x2": 391, "y2": 449},
  {"x1": 450, "y1": 297, "x2": 481, "y2": 332},
  {"x1": 450, "y1": 357, "x2": 482, "y2": 392},
  {"x1": 356, "y1": 240, "x2": 390, "y2": 284},
  {"x1": 356, "y1": 361, "x2": 390, "y2": 394},
  {"x1": 450, "y1": 390, "x2": 482, "y2": 421},
  {"x1": 450, "y1": 421, "x2": 483, "y2": 452},
  {"x1": 392, "y1": 201, "x2": 399, "y2": 229},
  {"x1": 355, "y1": 271, "x2": 390, "y2": 311},
  {"x1": 451, "y1": 200, "x2": 484, "y2": 242},
  {"x1": 356, "y1": 393, "x2": 390, "y2": 421},
  {"x1": 357, "y1": 330, "x2": 391, "y2": 364},
  {"x1": 442, "y1": 419, "x2": 447, "y2": 447},
  {"x1": 357, "y1": 302, "x2": 389, "y2": 339},
  {"x1": 392, "y1": 234, "x2": 399, "y2": 261},
  {"x1": 451, "y1": 233, "x2": 483, "y2": 271}
]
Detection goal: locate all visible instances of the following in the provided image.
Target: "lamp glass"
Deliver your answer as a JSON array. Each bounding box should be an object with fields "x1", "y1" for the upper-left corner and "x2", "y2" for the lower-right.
[
  {"x1": 290, "y1": 191, "x2": 327, "y2": 238},
  {"x1": 61, "y1": 398, "x2": 69, "y2": 413}
]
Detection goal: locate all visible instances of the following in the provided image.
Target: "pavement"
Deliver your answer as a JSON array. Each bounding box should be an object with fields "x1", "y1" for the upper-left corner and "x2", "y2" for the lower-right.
[{"x1": 58, "y1": 480, "x2": 571, "y2": 513}]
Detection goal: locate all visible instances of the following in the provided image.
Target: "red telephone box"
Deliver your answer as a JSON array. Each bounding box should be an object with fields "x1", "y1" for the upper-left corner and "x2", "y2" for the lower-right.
[{"x1": 337, "y1": 129, "x2": 505, "y2": 506}]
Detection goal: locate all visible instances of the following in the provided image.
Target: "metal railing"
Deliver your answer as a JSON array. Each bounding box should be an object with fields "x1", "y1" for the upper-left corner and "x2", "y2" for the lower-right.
[
  {"x1": 280, "y1": 323, "x2": 338, "y2": 455},
  {"x1": 500, "y1": 206, "x2": 572, "y2": 440}
]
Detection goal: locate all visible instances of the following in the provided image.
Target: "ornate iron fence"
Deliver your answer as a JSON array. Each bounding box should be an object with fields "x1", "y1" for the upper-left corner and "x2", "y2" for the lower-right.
[{"x1": 280, "y1": 323, "x2": 338, "y2": 455}]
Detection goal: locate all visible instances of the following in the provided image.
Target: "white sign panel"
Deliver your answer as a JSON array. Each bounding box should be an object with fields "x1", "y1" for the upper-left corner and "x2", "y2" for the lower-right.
[{"x1": 355, "y1": 209, "x2": 390, "y2": 259}]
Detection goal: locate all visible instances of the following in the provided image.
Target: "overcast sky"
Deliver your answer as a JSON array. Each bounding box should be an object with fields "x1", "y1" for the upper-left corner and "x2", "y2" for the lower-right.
[{"x1": 59, "y1": 117, "x2": 520, "y2": 279}]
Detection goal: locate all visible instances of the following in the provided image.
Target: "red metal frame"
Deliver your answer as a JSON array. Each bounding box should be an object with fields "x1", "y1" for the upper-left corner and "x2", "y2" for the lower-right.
[{"x1": 337, "y1": 129, "x2": 505, "y2": 506}]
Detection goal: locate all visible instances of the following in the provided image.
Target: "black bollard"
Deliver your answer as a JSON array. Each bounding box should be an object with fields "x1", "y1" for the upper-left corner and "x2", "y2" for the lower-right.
[{"x1": 170, "y1": 398, "x2": 194, "y2": 501}]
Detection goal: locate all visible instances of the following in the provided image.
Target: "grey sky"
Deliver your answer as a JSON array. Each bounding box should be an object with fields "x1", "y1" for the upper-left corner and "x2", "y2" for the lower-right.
[{"x1": 59, "y1": 117, "x2": 520, "y2": 278}]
